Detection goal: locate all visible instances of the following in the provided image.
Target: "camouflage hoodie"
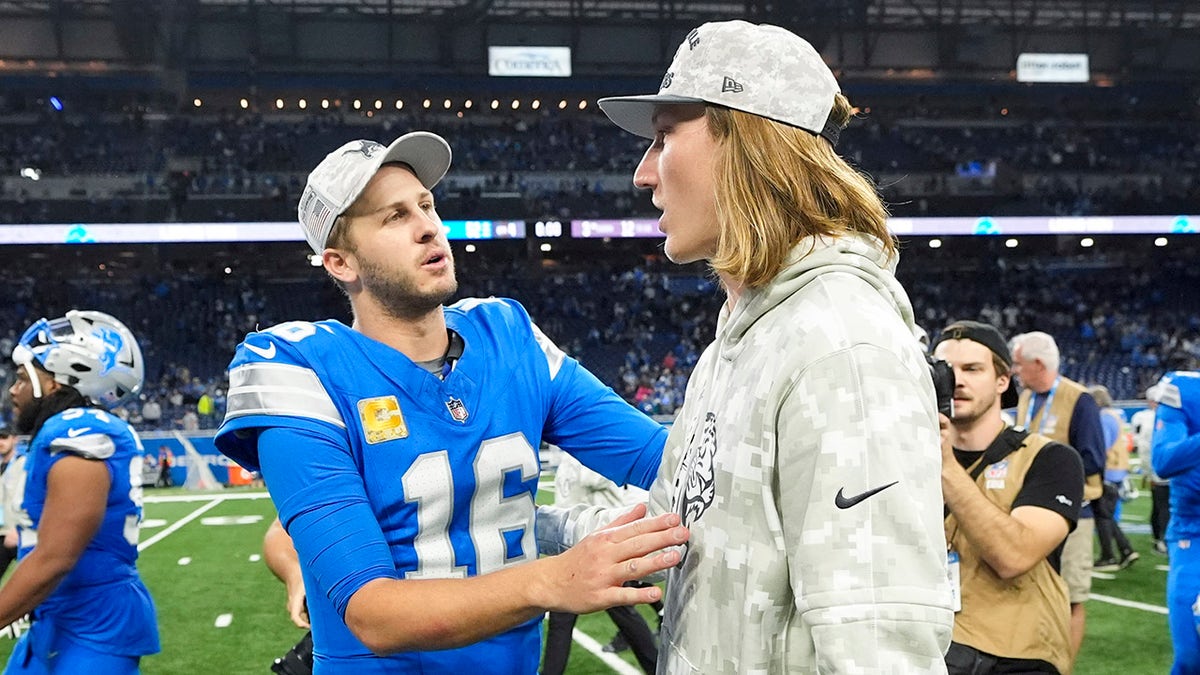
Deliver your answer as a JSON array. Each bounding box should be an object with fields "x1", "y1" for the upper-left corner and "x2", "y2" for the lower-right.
[{"x1": 649, "y1": 232, "x2": 953, "y2": 674}]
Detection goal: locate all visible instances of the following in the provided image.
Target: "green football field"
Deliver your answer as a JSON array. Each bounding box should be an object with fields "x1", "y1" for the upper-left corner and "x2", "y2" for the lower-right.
[{"x1": 0, "y1": 486, "x2": 1174, "y2": 674}]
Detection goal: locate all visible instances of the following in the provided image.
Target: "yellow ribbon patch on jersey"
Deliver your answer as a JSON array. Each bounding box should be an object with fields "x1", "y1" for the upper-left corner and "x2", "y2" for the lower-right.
[{"x1": 358, "y1": 396, "x2": 408, "y2": 444}]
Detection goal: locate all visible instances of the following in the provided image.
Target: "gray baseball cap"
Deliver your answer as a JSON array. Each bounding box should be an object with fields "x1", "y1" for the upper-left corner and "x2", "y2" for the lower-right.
[
  {"x1": 599, "y1": 20, "x2": 842, "y2": 145},
  {"x1": 297, "y1": 132, "x2": 452, "y2": 254}
]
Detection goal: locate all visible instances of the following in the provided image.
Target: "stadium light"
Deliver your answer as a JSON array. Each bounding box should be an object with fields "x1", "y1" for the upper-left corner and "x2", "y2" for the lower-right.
[
  {"x1": 928, "y1": 239, "x2": 942, "y2": 249},
  {"x1": 1155, "y1": 237, "x2": 1168, "y2": 247},
  {"x1": 1005, "y1": 238, "x2": 1019, "y2": 248},
  {"x1": 299, "y1": 99, "x2": 307, "y2": 109},
  {"x1": 558, "y1": 100, "x2": 567, "y2": 109},
  {"x1": 464, "y1": 99, "x2": 473, "y2": 109},
  {"x1": 49, "y1": 96, "x2": 63, "y2": 111},
  {"x1": 423, "y1": 98, "x2": 431, "y2": 109},
  {"x1": 1080, "y1": 237, "x2": 1094, "y2": 248},
  {"x1": 275, "y1": 98, "x2": 284, "y2": 109},
  {"x1": 193, "y1": 98, "x2": 202, "y2": 108},
  {"x1": 322, "y1": 99, "x2": 330, "y2": 109},
  {"x1": 464, "y1": 243, "x2": 477, "y2": 253},
  {"x1": 394, "y1": 99, "x2": 403, "y2": 110},
  {"x1": 578, "y1": 100, "x2": 587, "y2": 110},
  {"x1": 443, "y1": 99, "x2": 452, "y2": 109},
  {"x1": 353, "y1": 99, "x2": 362, "y2": 110},
  {"x1": 491, "y1": 99, "x2": 500, "y2": 110},
  {"x1": 511, "y1": 99, "x2": 520, "y2": 110},
  {"x1": 19, "y1": 167, "x2": 41, "y2": 181},
  {"x1": 239, "y1": 98, "x2": 249, "y2": 109},
  {"x1": 532, "y1": 99, "x2": 541, "y2": 110},
  {"x1": 374, "y1": 99, "x2": 382, "y2": 110},
  {"x1": 540, "y1": 243, "x2": 552, "y2": 252}
]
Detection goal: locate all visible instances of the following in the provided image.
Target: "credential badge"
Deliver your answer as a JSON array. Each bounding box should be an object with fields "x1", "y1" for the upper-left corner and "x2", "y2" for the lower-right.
[{"x1": 358, "y1": 396, "x2": 408, "y2": 444}]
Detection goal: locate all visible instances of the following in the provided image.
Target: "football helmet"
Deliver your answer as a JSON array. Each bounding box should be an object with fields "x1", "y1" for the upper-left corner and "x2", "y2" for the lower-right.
[{"x1": 11, "y1": 310, "x2": 144, "y2": 407}]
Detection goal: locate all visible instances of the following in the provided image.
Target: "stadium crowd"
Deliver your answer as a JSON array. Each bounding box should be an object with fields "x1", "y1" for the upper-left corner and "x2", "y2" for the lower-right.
[
  {"x1": 2, "y1": 82, "x2": 1199, "y2": 225},
  {"x1": 0, "y1": 238, "x2": 1192, "y2": 429}
]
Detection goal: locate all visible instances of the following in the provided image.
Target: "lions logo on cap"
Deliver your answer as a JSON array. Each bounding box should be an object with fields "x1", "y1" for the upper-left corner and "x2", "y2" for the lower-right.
[{"x1": 344, "y1": 140, "x2": 384, "y2": 159}]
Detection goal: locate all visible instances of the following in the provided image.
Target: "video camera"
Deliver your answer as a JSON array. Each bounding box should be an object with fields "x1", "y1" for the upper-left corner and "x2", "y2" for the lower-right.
[
  {"x1": 271, "y1": 631, "x2": 314, "y2": 675},
  {"x1": 926, "y1": 354, "x2": 956, "y2": 418}
]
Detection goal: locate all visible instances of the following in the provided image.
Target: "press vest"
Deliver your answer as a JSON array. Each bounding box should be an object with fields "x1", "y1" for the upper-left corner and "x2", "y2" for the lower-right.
[
  {"x1": 945, "y1": 430, "x2": 1071, "y2": 675},
  {"x1": 1101, "y1": 408, "x2": 1131, "y2": 473},
  {"x1": 1017, "y1": 377, "x2": 1102, "y2": 501}
]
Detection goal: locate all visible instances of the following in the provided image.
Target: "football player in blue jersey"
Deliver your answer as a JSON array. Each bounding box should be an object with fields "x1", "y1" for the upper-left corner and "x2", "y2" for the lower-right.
[
  {"x1": 215, "y1": 132, "x2": 687, "y2": 674},
  {"x1": 0, "y1": 310, "x2": 160, "y2": 674},
  {"x1": 1150, "y1": 370, "x2": 1200, "y2": 674}
]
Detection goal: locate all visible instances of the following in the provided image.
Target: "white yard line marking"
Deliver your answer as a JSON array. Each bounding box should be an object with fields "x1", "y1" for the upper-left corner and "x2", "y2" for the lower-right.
[
  {"x1": 138, "y1": 498, "x2": 226, "y2": 551},
  {"x1": 571, "y1": 628, "x2": 642, "y2": 675},
  {"x1": 1091, "y1": 593, "x2": 1168, "y2": 615}
]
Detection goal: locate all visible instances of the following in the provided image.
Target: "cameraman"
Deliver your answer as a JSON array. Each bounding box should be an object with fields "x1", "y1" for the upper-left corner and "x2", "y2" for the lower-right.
[{"x1": 933, "y1": 321, "x2": 1083, "y2": 675}]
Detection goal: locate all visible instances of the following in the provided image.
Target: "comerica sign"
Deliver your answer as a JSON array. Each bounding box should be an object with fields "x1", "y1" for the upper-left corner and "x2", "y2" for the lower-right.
[
  {"x1": 1016, "y1": 53, "x2": 1090, "y2": 83},
  {"x1": 488, "y1": 46, "x2": 572, "y2": 77}
]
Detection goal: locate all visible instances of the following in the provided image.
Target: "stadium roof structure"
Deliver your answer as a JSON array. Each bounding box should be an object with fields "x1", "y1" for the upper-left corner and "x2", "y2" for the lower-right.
[
  {"x1": 0, "y1": 0, "x2": 1197, "y2": 82},
  {"x1": 0, "y1": 0, "x2": 1197, "y2": 28}
]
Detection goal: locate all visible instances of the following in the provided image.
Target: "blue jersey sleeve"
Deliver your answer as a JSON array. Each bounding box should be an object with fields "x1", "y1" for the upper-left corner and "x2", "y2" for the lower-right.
[
  {"x1": 1069, "y1": 393, "x2": 1107, "y2": 477},
  {"x1": 215, "y1": 323, "x2": 348, "y2": 471},
  {"x1": 541, "y1": 353, "x2": 666, "y2": 491},
  {"x1": 259, "y1": 425, "x2": 399, "y2": 620},
  {"x1": 1152, "y1": 395, "x2": 1200, "y2": 480}
]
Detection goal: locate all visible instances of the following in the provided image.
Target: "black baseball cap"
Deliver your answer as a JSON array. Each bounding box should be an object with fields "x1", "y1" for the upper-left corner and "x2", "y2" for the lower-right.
[
  {"x1": 0, "y1": 425, "x2": 13, "y2": 437},
  {"x1": 933, "y1": 320, "x2": 1020, "y2": 409}
]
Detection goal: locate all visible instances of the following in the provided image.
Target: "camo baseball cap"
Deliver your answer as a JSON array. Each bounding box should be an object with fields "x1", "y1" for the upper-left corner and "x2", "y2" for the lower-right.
[
  {"x1": 599, "y1": 20, "x2": 842, "y2": 145},
  {"x1": 297, "y1": 132, "x2": 452, "y2": 254}
]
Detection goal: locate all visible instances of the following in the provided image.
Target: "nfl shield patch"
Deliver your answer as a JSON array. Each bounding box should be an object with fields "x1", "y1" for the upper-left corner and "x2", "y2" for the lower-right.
[
  {"x1": 446, "y1": 396, "x2": 469, "y2": 423},
  {"x1": 358, "y1": 396, "x2": 408, "y2": 444}
]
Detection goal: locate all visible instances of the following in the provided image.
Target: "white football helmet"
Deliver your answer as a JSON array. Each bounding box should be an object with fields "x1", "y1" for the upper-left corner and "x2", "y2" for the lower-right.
[{"x1": 11, "y1": 310, "x2": 144, "y2": 407}]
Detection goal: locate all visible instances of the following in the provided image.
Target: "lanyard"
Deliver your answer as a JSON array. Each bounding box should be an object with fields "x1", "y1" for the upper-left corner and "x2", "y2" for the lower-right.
[{"x1": 1023, "y1": 377, "x2": 1059, "y2": 433}]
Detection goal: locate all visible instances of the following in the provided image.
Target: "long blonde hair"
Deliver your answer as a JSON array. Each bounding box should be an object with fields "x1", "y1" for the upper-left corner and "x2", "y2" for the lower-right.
[{"x1": 705, "y1": 94, "x2": 894, "y2": 288}]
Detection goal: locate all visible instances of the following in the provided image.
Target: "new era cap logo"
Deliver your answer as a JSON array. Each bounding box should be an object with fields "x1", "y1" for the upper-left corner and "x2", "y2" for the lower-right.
[
  {"x1": 686, "y1": 28, "x2": 700, "y2": 49},
  {"x1": 344, "y1": 140, "x2": 383, "y2": 158},
  {"x1": 721, "y1": 77, "x2": 744, "y2": 93}
]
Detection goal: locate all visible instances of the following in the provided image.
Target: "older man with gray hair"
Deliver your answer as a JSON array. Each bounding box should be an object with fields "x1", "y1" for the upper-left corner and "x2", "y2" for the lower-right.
[{"x1": 1009, "y1": 331, "x2": 1107, "y2": 669}]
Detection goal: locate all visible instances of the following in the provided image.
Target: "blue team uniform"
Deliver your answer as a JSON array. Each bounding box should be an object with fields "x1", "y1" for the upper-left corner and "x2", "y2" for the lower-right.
[
  {"x1": 215, "y1": 297, "x2": 665, "y2": 674},
  {"x1": 1152, "y1": 371, "x2": 1200, "y2": 674},
  {"x1": 6, "y1": 408, "x2": 160, "y2": 675}
]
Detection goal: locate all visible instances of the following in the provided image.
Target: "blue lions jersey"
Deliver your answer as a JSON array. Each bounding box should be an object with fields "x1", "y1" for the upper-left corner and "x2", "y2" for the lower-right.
[
  {"x1": 215, "y1": 298, "x2": 665, "y2": 674},
  {"x1": 1152, "y1": 371, "x2": 1200, "y2": 542},
  {"x1": 19, "y1": 407, "x2": 160, "y2": 657}
]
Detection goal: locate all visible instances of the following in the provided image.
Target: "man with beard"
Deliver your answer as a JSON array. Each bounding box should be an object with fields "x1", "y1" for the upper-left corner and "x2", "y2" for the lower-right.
[
  {"x1": 214, "y1": 132, "x2": 687, "y2": 674},
  {"x1": 934, "y1": 321, "x2": 1082, "y2": 674},
  {"x1": 0, "y1": 310, "x2": 160, "y2": 674}
]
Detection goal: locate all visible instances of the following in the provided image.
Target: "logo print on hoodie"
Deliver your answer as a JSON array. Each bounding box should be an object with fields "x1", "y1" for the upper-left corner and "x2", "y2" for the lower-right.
[{"x1": 675, "y1": 412, "x2": 717, "y2": 528}]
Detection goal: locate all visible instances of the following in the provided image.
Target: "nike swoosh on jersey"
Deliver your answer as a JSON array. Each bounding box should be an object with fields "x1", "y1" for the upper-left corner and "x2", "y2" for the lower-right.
[
  {"x1": 66, "y1": 427, "x2": 93, "y2": 438},
  {"x1": 244, "y1": 341, "x2": 277, "y2": 359},
  {"x1": 834, "y1": 480, "x2": 899, "y2": 509}
]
